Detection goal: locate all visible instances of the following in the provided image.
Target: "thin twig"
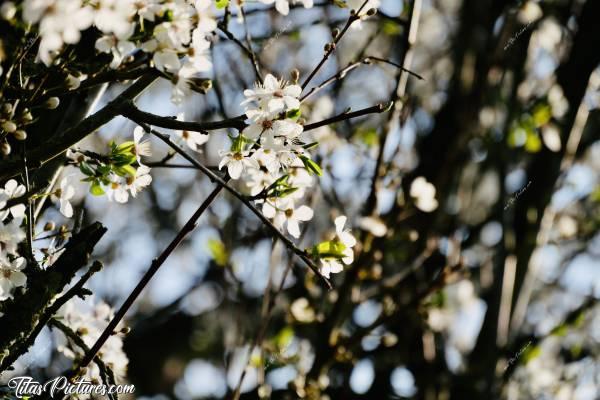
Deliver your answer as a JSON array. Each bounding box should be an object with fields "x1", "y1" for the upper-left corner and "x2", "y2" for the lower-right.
[
  {"x1": 300, "y1": 56, "x2": 423, "y2": 102},
  {"x1": 74, "y1": 186, "x2": 224, "y2": 376},
  {"x1": 300, "y1": 0, "x2": 371, "y2": 90}
]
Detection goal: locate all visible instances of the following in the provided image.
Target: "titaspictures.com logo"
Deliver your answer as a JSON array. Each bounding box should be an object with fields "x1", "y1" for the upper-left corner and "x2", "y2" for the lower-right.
[{"x1": 5, "y1": 376, "x2": 135, "y2": 398}]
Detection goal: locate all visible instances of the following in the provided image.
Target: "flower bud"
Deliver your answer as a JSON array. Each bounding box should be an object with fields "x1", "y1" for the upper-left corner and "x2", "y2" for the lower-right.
[
  {"x1": 324, "y1": 43, "x2": 333, "y2": 52},
  {"x1": 21, "y1": 109, "x2": 33, "y2": 122},
  {"x1": 45, "y1": 97, "x2": 60, "y2": 109},
  {"x1": 188, "y1": 77, "x2": 212, "y2": 94},
  {"x1": 65, "y1": 74, "x2": 81, "y2": 90},
  {"x1": 366, "y1": 8, "x2": 377, "y2": 16},
  {"x1": 0, "y1": 143, "x2": 7, "y2": 156},
  {"x1": 13, "y1": 129, "x2": 27, "y2": 140},
  {"x1": 0, "y1": 2, "x2": 16, "y2": 20},
  {"x1": 44, "y1": 221, "x2": 56, "y2": 231},
  {"x1": 120, "y1": 327, "x2": 131, "y2": 334},
  {"x1": 1, "y1": 102, "x2": 12, "y2": 114},
  {"x1": 2, "y1": 120, "x2": 16, "y2": 133},
  {"x1": 290, "y1": 68, "x2": 300, "y2": 83},
  {"x1": 331, "y1": 28, "x2": 340, "y2": 39}
]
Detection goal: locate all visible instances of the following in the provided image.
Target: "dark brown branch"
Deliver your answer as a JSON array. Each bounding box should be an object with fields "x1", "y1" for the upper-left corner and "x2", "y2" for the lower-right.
[
  {"x1": 303, "y1": 102, "x2": 393, "y2": 132},
  {"x1": 119, "y1": 102, "x2": 247, "y2": 132}
]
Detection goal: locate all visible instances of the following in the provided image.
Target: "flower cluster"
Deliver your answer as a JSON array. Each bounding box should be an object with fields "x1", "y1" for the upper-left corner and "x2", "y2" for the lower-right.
[
  {"x1": 0, "y1": 180, "x2": 27, "y2": 301},
  {"x1": 68, "y1": 127, "x2": 153, "y2": 204},
  {"x1": 217, "y1": 73, "x2": 357, "y2": 278},
  {"x1": 8, "y1": 0, "x2": 217, "y2": 104},
  {"x1": 0, "y1": 101, "x2": 34, "y2": 156},
  {"x1": 219, "y1": 74, "x2": 316, "y2": 239},
  {"x1": 57, "y1": 297, "x2": 129, "y2": 385}
]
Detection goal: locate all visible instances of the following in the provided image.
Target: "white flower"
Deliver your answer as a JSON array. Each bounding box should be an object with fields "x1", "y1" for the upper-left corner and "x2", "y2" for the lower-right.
[
  {"x1": 0, "y1": 220, "x2": 26, "y2": 255},
  {"x1": 335, "y1": 215, "x2": 356, "y2": 264},
  {"x1": 243, "y1": 74, "x2": 301, "y2": 115},
  {"x1": 93, "y1": 0, "x2": 136, "y2": 39},
  {"x1": 134, "y1": 0, "x2": 162, "y2": 21},
  {"x1": 193, "y1": 0, "x2": 218, "y2": 34},
  {"x1": 320, "y1": 258, "x2": 344, "y2": 279},
  {"x1": 57, "y1": 297, "x2": 128, "y2": 382},
  {"x1": 243, "y1": 118, "x2": 303, "y2": 141},
  {"x1": 219, "y1": 150, "x2": 260, "y2": 180},
  {"x1": 133, "y1": 126, "x2": 152, "y2": 162},
  {"x1": 51, "y1": 177, "x2": 75, "y2": 218},
  {"x1": 318, "y1": 216, "x2": 356, "y2": 278},
  {"x1": 410, "y1": 176, "x2": 438, "y2": 212},
  {"x1": 109, "y1": 167, "x2": 153, "y2": 203},
  {"x1": 126, "y1": 166, "x2": 153, "y2": 198},
  {"x1": 185, "y1": 28, "x2": 213, "y2": 72},
  {"x1": 23, "y1": 0, "x2": 94, "y2": 65},
  {"x1": 263, "y1": 198, "x2": 313, "y2": 238},
  {"x1": 0, "y1": 179, "x2": 26, "y2": 221},
  {"x1": 0, "y1": 254, "x2": 27, "y2": 300},
  {"x1": 106, "y1": 177, "x2": 129, "y2": 204},
  {"x1": 174, "y1": 114, "x2": 210, "y2": 151},
  {"x1": 95, "y1": 35, "x2": 136, "y2": 69}
]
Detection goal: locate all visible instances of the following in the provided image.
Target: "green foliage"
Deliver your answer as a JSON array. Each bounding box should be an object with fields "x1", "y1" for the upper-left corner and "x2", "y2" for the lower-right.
[
  {"x1": 300, "y1": 155, "x2": 322, "y2": 176},
  {"x1": 311, "y1": 240, "x2": 347, "y2": 259},
  {"x1": 215, "y1": 0, "x2": 229, "y2": 9},
  {"x1": 208, "y1": 239, "x2": 228, "y2": 267}
]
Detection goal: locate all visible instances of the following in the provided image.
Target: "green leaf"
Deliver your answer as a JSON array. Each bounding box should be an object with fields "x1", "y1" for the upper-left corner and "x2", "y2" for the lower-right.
[
  {"x1": 275, "y1": 326, "x2": 294, "y2": 350},
  {"x1": 302, "y1": 141, "x2": 319, "y2": 150},
  {"x1": 524, "y1": 132, "x2": 542, "y2": 153},
  {"x1": 300, "y1": 156, "x2": 322, "y2": 176},
  {"x1": 208, "y1": 239, "x2": 228, "y2": 267},
  {"x1": 215, "y1": 0, "x2": 229, "y2": 9},
  {"x1": 532, "y1": 103, "x2": 552, "y2": 127},
  {"x1": 79, "y1": 162, "x2": 95, "y2": 176},
  {"x1": 89, "y1": 181, "x2": 105, "y2": 196},
  {"x1": 286, "y1": 109, "x2": 301, "y2": 121},
  {"x1": 313, "y1": 240, "x2": 347, "y2": 259},
  {"x1": 355, "y1": 128, "x2": 378, "y2": 146},
  {"x1": 332, "y1": 0, "x2": 348, "y2": 8},
  {"x1": 113, "y1": 164, "x2": 137, "y2": 177}
]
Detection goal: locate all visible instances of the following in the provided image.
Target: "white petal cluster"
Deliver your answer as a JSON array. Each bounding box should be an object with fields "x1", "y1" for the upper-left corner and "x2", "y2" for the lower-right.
[
  {"x1": 57, "y1": 297, "x2": 129, "y2": 384},
  {"x1": 22, "y1": 0, "x2": 217, "y2": 104},
  {"x1": 0, "y1": 179, "x2": 28, "y2": 300},
  {"x1": 319, "y1": 216, "x2": 356, "y2": 278},
  {"x1": 219, "y1": 73, "x2": 317, "y2": 238}
]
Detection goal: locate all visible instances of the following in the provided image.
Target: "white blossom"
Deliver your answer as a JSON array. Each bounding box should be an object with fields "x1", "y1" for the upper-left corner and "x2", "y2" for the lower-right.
[
  {"x1": 50, "y1": 177, "x2": 75, "y2": 218},
  {"x1": 319, "y1": 216, "x2": 356, "y2": 278},
  {"x1": 174, "y1": 114, "x2": 210, "y2": 152},
  {"x1": 219, "y1": 150, "x2": 260, "y2": 180},
  {"x1": 95, "y1": 35, "x2": 136, "y2": 69},
  {"x1": 23, "y1": 0, "x2": 94, "y2": 65},
  {"x1": 263, "y1": 198, "x2": 313, "y2": 238},
  {"x1": 0, "y1": 179, "x2": 26, "y2": 221},
  {"x1": 57, "y1": 297, "x2": 128, "y2": 383},
  {"x1": 0, "y1": 220, "x2": 26, "y2": 255},
  {"x1": 243, "y1": 74, "x2": 302, "y2": 116},
  {"x1": 0, "y1": 254, "x2": 27, "y2": 301},
  {"x1": 133, "y1": 126, "x2": 153, "y2": 162}
]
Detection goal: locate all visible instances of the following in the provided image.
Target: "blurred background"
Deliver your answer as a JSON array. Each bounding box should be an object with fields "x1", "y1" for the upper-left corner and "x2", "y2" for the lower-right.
[{"x1": 7, "y1": 0, "x2": 600, "y2": 398}]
